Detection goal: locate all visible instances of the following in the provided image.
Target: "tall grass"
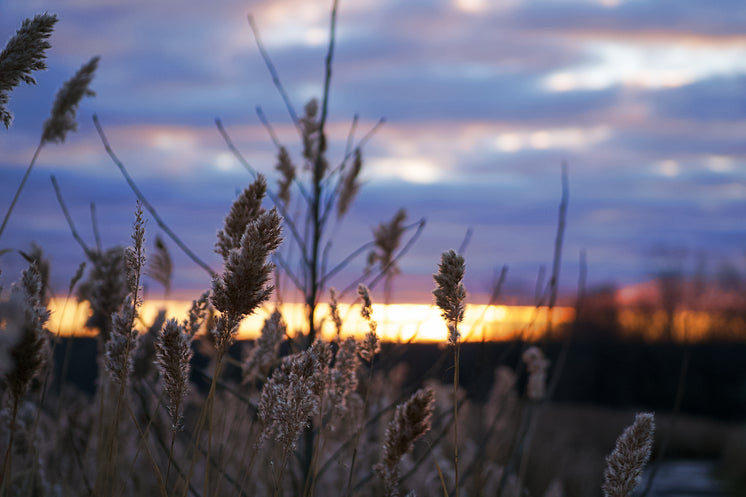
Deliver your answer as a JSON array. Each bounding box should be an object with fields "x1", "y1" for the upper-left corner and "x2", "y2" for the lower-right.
[{"x1": 0, "y1": 8, "x2": 679, "y2": 497}]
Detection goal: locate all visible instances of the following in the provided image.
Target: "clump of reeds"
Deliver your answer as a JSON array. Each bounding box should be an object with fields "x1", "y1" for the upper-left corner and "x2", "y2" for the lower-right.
[
  {"x1": 602, "y1": 412, "x2": 655, "y2": 497},
  {"x1": 376, "y1": 387, "x2": 435, "y2": 497},
  {"x1": 0, "y1": 263, "x2": 50, "y2": 490},
  {"x1": 0, "y1": 13, "x2": 57, "y2": 129}
]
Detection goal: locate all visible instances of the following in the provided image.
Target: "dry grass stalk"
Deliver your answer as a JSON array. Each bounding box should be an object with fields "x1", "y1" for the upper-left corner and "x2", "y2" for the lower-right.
[
  {"x1": 376, "y1": 388, "x2": 435, "y2": 497},
  {"x1": 602, "y1": 412, "x2": 655, "y2": 497},
  {"x1": 433, "y1": 249, "x2": 466, "y2": 497},
  {"x1": 42, "y1": 55, "x2": 99, "y2": 143},
  {"x1": 0, "y1": 13, "x2": 57, "y2": 128}
]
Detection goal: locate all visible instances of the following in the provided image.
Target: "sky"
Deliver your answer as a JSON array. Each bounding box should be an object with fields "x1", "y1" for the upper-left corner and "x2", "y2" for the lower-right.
[{"x1": 1, "y1": 0, "x2": 745, "y2": 306}]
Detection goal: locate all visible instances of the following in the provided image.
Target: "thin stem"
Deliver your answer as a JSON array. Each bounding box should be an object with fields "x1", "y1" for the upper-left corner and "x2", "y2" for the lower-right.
[
  {"x1": 92, "y1": 114, "x2": 216, "y2": 277},
  {"x1": 0, "y1": 140, "x2": 44, "y2": 243},
  {"x1": 255, "y1": 106, "x2": 311, "y2": 202},
  {"x1": 90, "y1": 202, "x2": 102, "y2": 252},
  {"x1": 453, "y1": 335, "x2": 460, "y2": 497},
  {"x1": 247, "y1": 15, "x2": 302, "y2": 134},
  {"x1": 51, "y1": 175, "x2": 93, "y2": 258}
]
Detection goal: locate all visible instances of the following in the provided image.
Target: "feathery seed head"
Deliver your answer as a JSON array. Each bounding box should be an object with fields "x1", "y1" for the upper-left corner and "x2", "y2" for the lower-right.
[
  {"x1": 41, "y1": 55, "x2": 98, "y2": 143},
  {"x1": 155, "y1": 318, "x2": 192, "y2": 430},
  {"x1": 337, "y1": 148, "x2": 363, "y2": 217},
  {"x1": 184, "y1": 290, "x2": 210, "y2": 337},
  {"x1": 0, "y1": 13, "x2": 57, "y2": 128},
  {"x1": 215, "y1": 175, "x2": 267, "y2": 259},
  {"x1": 257, "y1": 340, "x2": 331, "y2": 456},
  {"x1": 211, "y1": 207, "x2": 283, "y2": 324},
  {"x1": 329, "y1": 288, "x2": 343, "y2": 337},
  {"x1": 275, "y1": 146, "x2": 295, "y2": 205},
  {"x1": 367, "y1": 209, "x2": 406, "y2": 277},
  {"x1": 125, "y1": 202, "x2": 146, "y2": 298},
  {"x1": 377, "y1": 388, "x2": 435, "y2": 497},
  {"x1": 358, "y1": 284, "x2": 373, "y2": 321},
  {"x1": 76, "y1": 247, "x2": 128, "y2": 341},
  {"x1": 327, "y1": 336, "x2": 361, "y2": 427},
  {"x1": 104, "y1": 296, "x2": 139, "y2": 385},
  {"x1": 602, "y1": 412, "x2": 655, "y2": 497},
  {"x1": 433, "y1": 249, "x2": 466, "y2": 345}
]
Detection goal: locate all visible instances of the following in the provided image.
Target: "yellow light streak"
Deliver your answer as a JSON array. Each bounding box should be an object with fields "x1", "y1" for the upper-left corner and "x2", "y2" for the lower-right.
[{"x1": 45, "y1": 298, "x2": 575, "y2": 342}]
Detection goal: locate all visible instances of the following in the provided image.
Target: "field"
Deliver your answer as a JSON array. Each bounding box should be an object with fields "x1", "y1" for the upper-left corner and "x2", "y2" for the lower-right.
[{"x1": 1, "y1": 6, "x2": 745, "y2": 497}]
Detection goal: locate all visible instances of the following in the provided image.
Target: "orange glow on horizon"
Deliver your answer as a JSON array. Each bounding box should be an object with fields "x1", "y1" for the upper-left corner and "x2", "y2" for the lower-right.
[{"x1": 45, "y1": 298, "x2": 575, "y2": 342}]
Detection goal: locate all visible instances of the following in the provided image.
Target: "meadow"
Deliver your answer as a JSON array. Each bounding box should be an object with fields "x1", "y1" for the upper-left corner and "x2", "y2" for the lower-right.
[{"x1": 0, "y1": 7, "x2": 743, "y2": 497}]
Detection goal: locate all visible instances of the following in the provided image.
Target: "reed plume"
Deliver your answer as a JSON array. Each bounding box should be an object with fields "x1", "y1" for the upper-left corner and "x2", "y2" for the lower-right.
[
  {"x1": 433, "y1": 249, "x2": 466, "y2": 497},
  {"x1": 337, "y1": 147, "x2": 362, "y2": 217},
  {"x1": 275, "y1": 146, "x2": 295, "y2": 205},
  {"x1": 357, "y1": 284, "x2": 379, "y2": 362},
  {"x1": 41, "y1": 55, "x2": 99, "y2": 143},
  {"x1": 329, "y1": 288, "x2": 343, "y2": 337},
  {"x1": 104, "y1": 203, "x2": 145, "y2": 386},
  {"x1": 258, "y1": 340, "x2": 331, "y2": 457},
  {"x1": 0, "y1": 13, "x2": 57, "y2": 128},
  {"x1": 155, "y1": 319, "x2": 192, "y2": 431},
  {"x1": 602, "y1": 412, "x2": 655, "y2": 497},
  {"x1": 376, "y1": 388, "x2": 435, "y2": 497}
]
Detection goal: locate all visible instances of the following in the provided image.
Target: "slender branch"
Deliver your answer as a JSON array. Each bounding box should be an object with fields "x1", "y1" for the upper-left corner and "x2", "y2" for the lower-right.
[
  {"x1": 545, "y1": 162, "x2": 569, "y2": 336},
  {"x1": 457, "y1": 227, "x2": 473, "y2": 256},
  {"x1": 214, "y1": 118, "x2": 309, "y2": 264},
  {"x1": 247, "y1": 15, "x2": 302, "y2": 134},
  {"x1": 92, "y1": 114, "x2": 216, "y2": 277},
  {"x1": 255, "y1": 106, "x2": 311, "y2": 203},
  {"x1": 90, "y1": 202, "x2": 102, "y2": 253},
  {"x1": 274, "y1": 252, "x2": 305, "y2": 294},
  {"x1": 0, "y1": 140, "x2": 44, "y2": 242},
  {"x1": 50, "y1": 175, "x2": 93, "y2": 258},
  {"x1": 255, "y1": 106, "x2": 281, "y2": 147}
]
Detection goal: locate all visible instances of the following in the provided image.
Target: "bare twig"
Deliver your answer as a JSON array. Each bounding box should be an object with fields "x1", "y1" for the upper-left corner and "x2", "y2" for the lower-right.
[
  {"x1": 92, "y1": 114, "x2": 216, "y2": 276},
  {"x1": 247, "y1": 15, "x2": 302, "y2": 134},
  {"x1": 50, "y1": 175, "x2": 93, "y2": 258}
]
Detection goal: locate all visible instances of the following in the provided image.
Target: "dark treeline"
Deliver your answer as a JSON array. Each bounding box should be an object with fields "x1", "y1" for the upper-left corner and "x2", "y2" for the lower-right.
[{"x1": 52, "y1": 334, "x2": 746, "y2": 421}]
